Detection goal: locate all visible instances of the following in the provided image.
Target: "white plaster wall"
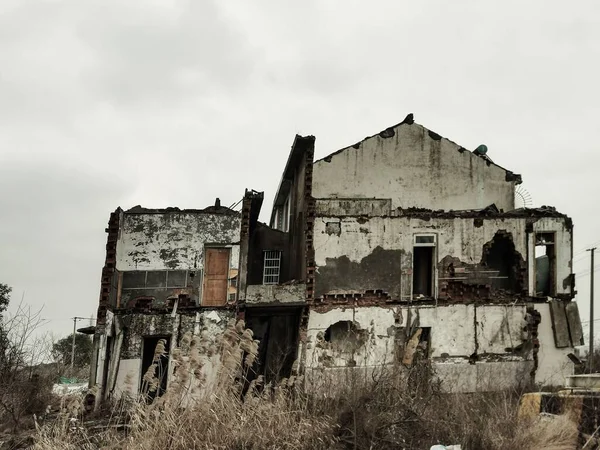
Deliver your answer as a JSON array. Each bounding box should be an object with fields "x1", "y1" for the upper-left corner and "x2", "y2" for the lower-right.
[
  {"x1": 314, "y1": 216, "x2": 528, "y2": 269},
  {"x1": 304, "y1": 304, "x2": 564, "y2": 392},
  {"x1": 435, "y1": 360, "x2": 534, "y2": 393},
  {"x1": 315, "y1": 215, "x2": 572, "y2": 300},
  {"x1": 415, "y1": 305, "x2": 475, "y2": 357},
  {"x1": 314, "y1": 216, "x2": 532, "y2": 300},
  {"x1": 116, "y1": 213, "x2": 241, "y2": 271},
  {"x1": 312, "y1": 122, "x2": 515, "y2": 211},
  {"x1": 304, "y1": 306, "x2": 399, "y2": 369},
  {"x1": 535, "y1": 302, "x2": 574, "y2": 386},
  {"x1": 113, "y1": 359, "x2": 141, "y2": 396},
  {"x1": 476, "y1": 305, "x2": 527, "y2": 354}
]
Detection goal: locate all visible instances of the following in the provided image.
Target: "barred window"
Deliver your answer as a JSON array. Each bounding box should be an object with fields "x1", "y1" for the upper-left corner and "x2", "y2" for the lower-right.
[{"x1": 263, "y1": 250, "x2": 281, "y2": 285}]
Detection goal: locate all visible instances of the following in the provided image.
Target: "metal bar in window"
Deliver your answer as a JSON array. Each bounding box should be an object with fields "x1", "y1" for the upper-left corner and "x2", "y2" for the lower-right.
[{"x1": 263, "y1": 250, "x2": 281, "y2": 285}]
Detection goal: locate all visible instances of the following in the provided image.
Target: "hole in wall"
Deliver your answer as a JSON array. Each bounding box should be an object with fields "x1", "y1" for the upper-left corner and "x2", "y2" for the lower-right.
[
  {"x1": 323, "y1": 321, "x2": 367, "y2": 353},
  {"x1": 483, "y1": 232, "x2": 521, "y2": 292}
]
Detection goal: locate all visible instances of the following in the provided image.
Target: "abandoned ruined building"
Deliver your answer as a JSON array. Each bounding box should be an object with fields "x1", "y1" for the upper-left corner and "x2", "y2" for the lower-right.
[{"x1": 88, "y1": 114, "x2": 583, "y2": 401}]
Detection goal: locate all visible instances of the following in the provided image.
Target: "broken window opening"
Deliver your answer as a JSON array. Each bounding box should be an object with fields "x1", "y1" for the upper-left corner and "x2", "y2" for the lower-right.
[
  {"x1": 535, "y1": 232, "x2": 556, "y2": 297},
  {"x1": 483, "y1": 232, "x2": 520, "y2": 292},
  {"x1": 140, "y1": 336, "x2": 171, "y2": 402},
  {"x1": 263, "y1": 250, "x2": 281, "y2": 285},
  {"x1": 413, "y1": 234, "x2": 436, "y2": 298},
  {"x1": 282, "y1": 196, "x2": 291, "y2": 232},
  {"x1": 324, "y1": 321, "x2": 366, "y2": 353}
]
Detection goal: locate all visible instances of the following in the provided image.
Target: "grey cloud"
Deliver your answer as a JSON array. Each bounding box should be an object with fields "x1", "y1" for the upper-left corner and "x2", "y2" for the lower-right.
[
  {"x1": 0, "y1": 161, "x2": 133, "y2": 333},
  {"x1": 77, "y1": 1, "x2": 257, "y2": 106}
]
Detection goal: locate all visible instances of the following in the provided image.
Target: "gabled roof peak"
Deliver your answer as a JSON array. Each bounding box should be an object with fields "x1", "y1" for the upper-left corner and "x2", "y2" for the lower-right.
[{"x1": 314, "y1": 113, "x2": 522, "y2": 184}]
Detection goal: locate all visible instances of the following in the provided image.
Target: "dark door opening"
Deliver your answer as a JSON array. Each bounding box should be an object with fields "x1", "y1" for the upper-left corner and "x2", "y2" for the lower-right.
[
  {"x1": 140, "y1": 336, "x2": 170, "y2": 402},
  {"x1": 245, "y1": 307, "x2": 302, "y2": 384},
  {"x1": 101, "y1": 336, "x2": 113, "y2": 398},
  {"x1": 413, "y1": 247, "x2": 434, "y2": 297}
]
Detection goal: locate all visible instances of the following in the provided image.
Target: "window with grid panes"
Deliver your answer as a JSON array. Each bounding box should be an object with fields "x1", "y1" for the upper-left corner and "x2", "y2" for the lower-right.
[{"x1": 263, "y1": 250, "x2": 281, "y2": 284}]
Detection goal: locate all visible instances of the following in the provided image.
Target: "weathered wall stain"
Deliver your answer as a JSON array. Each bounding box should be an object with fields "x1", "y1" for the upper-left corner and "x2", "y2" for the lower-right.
[
  {"x1": 315, "y1": 246, "x2": 403, "y2": 299},
  {"x1": 117, "y1": 211, "x2": 241, "y2": 271}
]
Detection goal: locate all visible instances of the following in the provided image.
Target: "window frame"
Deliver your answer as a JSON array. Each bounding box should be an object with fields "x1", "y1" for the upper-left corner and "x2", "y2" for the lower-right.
[{"x1": 263, "y1": 250, "x2": 282, "y2": 285}]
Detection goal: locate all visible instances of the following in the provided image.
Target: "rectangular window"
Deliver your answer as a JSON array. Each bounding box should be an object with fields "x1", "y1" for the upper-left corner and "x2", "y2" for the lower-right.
[
  {"x1": 166, "y1": 271, "x2": 187, "y2": 288},
  {"x1": 535, "y1": 232, "x2": 556, "y2": 296},
  {"x1": 230, "y1": 276, "x2": 238, "y2": 288},
  {"x1": 282, "y1": 197, "x2": 290, "y2": 232},
  {"x1": 413, "y1": 234, "x2": 436, "y2": 298},
  {"x1": 263, "y1": 250, "x2": 282, "y2": 285},
  {"x1": 228, "y1": 293, "x2": 236, "y2": 302}
]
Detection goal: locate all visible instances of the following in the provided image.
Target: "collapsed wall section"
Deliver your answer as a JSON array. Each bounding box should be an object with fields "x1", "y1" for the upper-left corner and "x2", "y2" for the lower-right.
[
  {"x1": 97, "y1": 309, "x2": 234, "y2": 400},
  {"x1": 313, "y1": 214, "x2": 573, "y2": 302},
  {"x1": 303, "y1": 303, "x2": 573, "y2": 392}
]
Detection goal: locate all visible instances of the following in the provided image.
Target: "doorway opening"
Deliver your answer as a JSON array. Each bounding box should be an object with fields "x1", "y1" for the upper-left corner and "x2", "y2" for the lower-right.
[
  {"x1": 245, "y1": 307, "x2": 302, "y2": 384},
  {"x1": 140, "y1": 336, "x2": 171, "y2": 402}
]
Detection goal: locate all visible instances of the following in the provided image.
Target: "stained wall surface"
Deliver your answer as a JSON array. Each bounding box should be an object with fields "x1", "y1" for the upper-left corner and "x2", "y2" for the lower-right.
[
  {"x1": 116, "y1": 212, "x2": 241, "y2": 271},
  {"x1": 312, "y1": 122, "x2": 516, "y2": 212},
  {"x1": 313, "y1": 215, "x2": 572, "y2": 300},
  {"x1": 303, "y1": 303, "x2": 574, "y2": 392}
]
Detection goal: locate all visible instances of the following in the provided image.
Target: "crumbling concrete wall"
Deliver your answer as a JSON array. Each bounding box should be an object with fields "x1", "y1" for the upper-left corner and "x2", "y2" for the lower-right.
[
  {"x1": 312, "y1": 122, "x2": 516, "y2": 212},
  {"x1": 313, "y1": 215, "x2": 572, "y2": 300},
  {"x1": 536, "y1": 303, "x2": 575, "y2": 387},
  {"x1": 303, "y1": 304, "x2": 574, "y2": 392},
  {"x1": 245, "y1": 283, "x2": 306, "y2": 305},
  {"x1": 110, "y1": 309, "x2": 234, "y2": 398},
  {"x1": 114, "y1": 211, "x2": 241, "y2": 307},
  {"x1": 116, "y1": 212, "x2": 240, "y2": 271}
]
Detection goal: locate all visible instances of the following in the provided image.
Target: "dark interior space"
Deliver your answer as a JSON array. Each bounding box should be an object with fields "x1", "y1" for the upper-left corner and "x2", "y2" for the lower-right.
[
  {"x1": 245, "y1": 307, "x2": 302, "y2": 383},
  {"x1": 324, "y1": 320, "x2": 366, "y2": 353},
  {"x1": 483, "y1": 232, "x2": 521, "y2": 292},
  {"x1": 413, "y1": 247, "x2": 434, "y2": 296},
  {"x1": 102, "y1": 336, "x2": 113, "y2": 396},
  {"x1": 535, "y1": 232, "x2": 556, "y2": 296},
  {"x1": 247, "y1": 224, "x2": 289, "y2": 285},
  {"x1": 140, "y1": 336, "x2": 170, "y2": 402}
]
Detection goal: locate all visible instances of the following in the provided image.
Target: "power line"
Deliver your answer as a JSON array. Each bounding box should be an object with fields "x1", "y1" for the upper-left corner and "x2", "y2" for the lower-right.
[
  {"x1": 577, "y1": 266, "x2": 600, "y2": 278},
  {"x1": 574, "y1": 240, "x2": 600, "y2": 257}
]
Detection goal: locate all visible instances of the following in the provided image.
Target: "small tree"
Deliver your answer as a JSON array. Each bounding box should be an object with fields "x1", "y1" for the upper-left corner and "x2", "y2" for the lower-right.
[
  {"x1": 0, "y1": 284, "x2": 53, "y2": 431},
  {"x1": 52, "y1": 333, "x2": 93, "y2": 370}
]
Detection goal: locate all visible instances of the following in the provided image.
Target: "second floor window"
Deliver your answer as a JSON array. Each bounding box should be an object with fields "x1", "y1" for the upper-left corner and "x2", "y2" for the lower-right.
[{"x1": 263, "y1": 250, "x2": 282, "y2": 285}]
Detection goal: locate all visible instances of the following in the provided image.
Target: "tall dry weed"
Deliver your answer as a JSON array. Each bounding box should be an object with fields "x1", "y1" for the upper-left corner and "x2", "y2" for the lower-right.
[{"x1": 33, "y1": 320, "x2": 583, "y2": 450}]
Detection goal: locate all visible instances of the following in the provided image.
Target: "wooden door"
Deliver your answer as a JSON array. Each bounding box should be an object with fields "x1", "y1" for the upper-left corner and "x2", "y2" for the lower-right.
[{"x1": 203, "y1": 248, "x2": 230, "y2": 306}]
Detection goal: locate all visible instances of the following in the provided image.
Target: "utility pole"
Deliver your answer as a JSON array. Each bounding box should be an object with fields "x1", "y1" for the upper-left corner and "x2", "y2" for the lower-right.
[
  {"x1": 588, "y1": 247, "x2": 597, "y2": 373},
  {"x1": 71, "y1": 317, "x2": 86, "y2": 376}
]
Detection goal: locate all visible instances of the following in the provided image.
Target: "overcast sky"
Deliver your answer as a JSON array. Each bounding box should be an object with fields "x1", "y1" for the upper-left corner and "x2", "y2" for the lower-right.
[{"x1": 1, "y1": 0, "x2": 599, "y2": 340}]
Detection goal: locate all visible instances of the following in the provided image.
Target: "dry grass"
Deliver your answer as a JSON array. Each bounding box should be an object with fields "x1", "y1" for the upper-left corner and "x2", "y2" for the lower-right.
[{"x1": 32, "y1": 321, "x2": 582, "y2": 450}]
